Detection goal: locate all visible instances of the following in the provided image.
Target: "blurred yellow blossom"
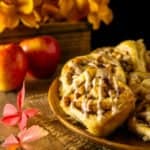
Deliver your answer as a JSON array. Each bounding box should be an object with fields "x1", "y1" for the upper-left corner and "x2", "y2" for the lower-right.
[
  {"x1": 0, "y1": 0, "x2": 41, "y2": 32},
  {"x1": 88, "y1": 0, "x2": 113, "y2": 29},
  {"x1": 0, "y1": 2, "x2": 18, "y2": 32},
  {"x1": 58, "y1": 0, "x2": 89, "y2": 21},
  {"x1": 58, "y1": 0, "x2": 113, "y2": 29},
  {"x1": 0, "y1": 0, "x2": 113, "y2": 32}
]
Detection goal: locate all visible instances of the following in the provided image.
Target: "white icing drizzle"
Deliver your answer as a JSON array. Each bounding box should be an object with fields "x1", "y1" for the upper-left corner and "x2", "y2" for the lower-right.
[
  {"x1": 113, "y1": 76, "x2": 119, "y2": 98},
  {"x1": 111, "y1": 76, "x2": 119, "y2": 115},
  {"x1": 86, "y1": 100, "x2": 92, "y2": 112},
  {"x1": 68, "y1": 61, "x2": 82, "y2": 74},
  {"x1": 111, "y1": 99, "x2": 118, "y2": 115},
  {"x1": 72, "y1": 79, "x2": 82, "y2": 103},
  {"x1": 74, "y1": 87, "x2": 79, "y2": 102},
  {"x1": 97, "y1": 109, "x2": 104, "y2": 121},
  {"x1": 71, "y1": 70, "x2": 90, "y2": 117},
  {"x1": 81, "y1": 95, "x2": 88, "y2": 117},
  {"x1": 88, "y1": 62, "x2": 98, "y2": 68},
  {"x1": 84, "y1": 71, "x2": 91, "y2": 92},
  {"x1": 97, "y1": 78, "x2": 104, "y2": 120},
  {"x1": 72, "y1": 74, "x2": 84, "y2": 90},
  {"x1": 70, "y1": 79, "x2": 81, "y2": 111},
  {"x1": 92, "y1": 78, "x2": 97, "y2": 88},
  {"x1": 143, "y1": 105, "x2": 150, "y2": 122},
  {"x1": 79, "y1": 70, "x2": 92, "y2": 117},
  {"x1": 140, "y1": 111, "x2": 150, "y2": 122},
  {"x1": 76, "y1": 67, "x2": 82, "y2": 75},
  {"x1": 70, "y1": 99, "x2": 75, "y2": 110}
]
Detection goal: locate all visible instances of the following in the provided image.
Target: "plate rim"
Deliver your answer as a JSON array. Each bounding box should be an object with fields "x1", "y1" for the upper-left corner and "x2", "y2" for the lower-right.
[{"x1": 48, "y1": 78, "x2": 150, "y2": 150}]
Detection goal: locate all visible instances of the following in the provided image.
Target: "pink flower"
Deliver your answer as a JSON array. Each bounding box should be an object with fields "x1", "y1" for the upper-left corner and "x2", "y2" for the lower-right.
[
  {"x1": 1, "y1": 83, "x2": 39, "y2": 130},
  {"x1": 2, "y1": 125, "x2": 48, "y2": 150}
]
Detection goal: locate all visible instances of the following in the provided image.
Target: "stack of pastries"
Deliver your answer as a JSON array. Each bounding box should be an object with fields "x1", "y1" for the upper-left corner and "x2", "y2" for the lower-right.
[{"x1": 58, "y1": 39, "x2": 150, "y2": 141}]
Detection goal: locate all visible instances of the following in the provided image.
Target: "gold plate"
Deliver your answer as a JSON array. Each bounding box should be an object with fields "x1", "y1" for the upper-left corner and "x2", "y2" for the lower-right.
[{"x1": 48, "y1": 78, "x2": 150, "y2": 150}]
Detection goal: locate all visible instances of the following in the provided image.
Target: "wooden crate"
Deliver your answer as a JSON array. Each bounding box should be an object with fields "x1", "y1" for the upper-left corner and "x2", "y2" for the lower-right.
[{"x1": 0, "y1": 22, "x2": 91, "y2": 63}]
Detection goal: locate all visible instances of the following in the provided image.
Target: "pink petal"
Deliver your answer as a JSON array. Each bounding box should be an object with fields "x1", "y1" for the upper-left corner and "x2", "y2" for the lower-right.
[
  {"x1": 2, "y1": 104, "x2": 18, "y2": 117},
  {"x1": 18, "y1": 125, "x2": 48, "y2": 143},
  {"x1": 2, "y1": 134, "x2": 19, "y2": 147},
  {"x1": 1, "y1": 115, "x2": 20, "y2": 126},
  {"x1": 24, "y1": 108, "x2": 39, "y2": 118},
  {"x1": 18, "y1": 112, "x2": 27, "y2": 130},
  {"x1": 17, "y1": 82, "x2": 25, "y2": 111}
]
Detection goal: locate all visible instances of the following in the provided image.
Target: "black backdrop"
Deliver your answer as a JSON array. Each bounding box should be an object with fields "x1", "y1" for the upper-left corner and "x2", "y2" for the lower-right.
[{"x1": 91, "y1": 0, "x2": 150, "y2": 50}]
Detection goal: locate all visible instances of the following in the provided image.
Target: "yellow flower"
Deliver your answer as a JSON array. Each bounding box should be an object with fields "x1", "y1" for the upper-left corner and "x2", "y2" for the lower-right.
[
  {"x1": 0, "y1": 0, "x2": 113, "y2": 32},
  {"x1": 0, "y1": 2, "x2": 18, "y2": 32},
  {"x1": 58, "y1": 0, "x2": 89, "y2": 21},
  {"x1": 58, "y1": 0, "x2": 113, "y2": 29},
  {"x1": 0, "y1": 0, "x2": 41, "y2": 32},
  {"x1": 21, "y1": 10, "x2": 41, "y2": 28},
  {"x1": 88, "y1": 0, "x2": 113, "y2": 29}
]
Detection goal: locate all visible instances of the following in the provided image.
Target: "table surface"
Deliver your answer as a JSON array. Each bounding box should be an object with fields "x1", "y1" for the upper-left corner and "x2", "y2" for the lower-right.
[{"x1": 0, "y1": 78, "x2": 110, "y2": 150}]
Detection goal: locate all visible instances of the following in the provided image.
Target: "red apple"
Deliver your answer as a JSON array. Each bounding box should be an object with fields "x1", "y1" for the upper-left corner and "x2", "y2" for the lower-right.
[
  {"x1": 0, "y1": 43, "x2": 28, "y2": 91},
  {"x1": 20, "y1": 35, "x2": 61, "y2": 79}
]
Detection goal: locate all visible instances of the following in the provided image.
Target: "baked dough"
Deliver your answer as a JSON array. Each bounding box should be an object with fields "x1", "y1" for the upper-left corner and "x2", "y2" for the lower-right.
[
  {"x1": 59, "y1": 53, "x2": 135, "y2": 136},
  {"x1": 58, "y1": 39, "x2": 150, "y2": 139},
  {"x1": 115, "y1": 39, "x2": 146, "y2": 72},
  {"x1": 91, "y1": 40, "x2": 147, "y2": 73},
  {"x1": 128, "y1": 72, "x2": 150, "y2": 141},
  {"x1": 128, "y1": 72, "x2": 150, "y2": 96},
  {"x1": 145, "y1": 50, "x2": 150, "y2": 71}
]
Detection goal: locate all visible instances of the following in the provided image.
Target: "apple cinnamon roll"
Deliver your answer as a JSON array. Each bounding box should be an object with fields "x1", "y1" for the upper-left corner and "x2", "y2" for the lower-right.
[
  {"x1": 128, "y1": 72, "x2": 150, "y2": 96},
  {"x1": 115, "y1": 39, "x2": 146, "y2": 72},
  {"x1": 145, "y1": 50, "x2": 150, "y2": 72},
  {"x1": 128, "y1": 72, "x2": 150, "y2": 141},
  {"x1": 91, "y1": 40, "x2": 147, "y2": 73},
  {"x1": 59, "y1": 54, "x2": 135, "y2": 136}
]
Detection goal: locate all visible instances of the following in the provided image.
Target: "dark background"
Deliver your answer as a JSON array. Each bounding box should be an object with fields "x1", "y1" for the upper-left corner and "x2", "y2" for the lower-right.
[{"x1": 91, "y1": 0, "x2": 150, "y2": 50}]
